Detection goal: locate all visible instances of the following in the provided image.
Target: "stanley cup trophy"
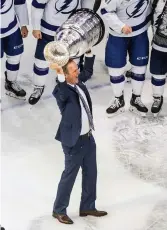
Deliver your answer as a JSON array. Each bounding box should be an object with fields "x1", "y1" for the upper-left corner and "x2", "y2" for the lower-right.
[{"x1": 44, "y1": 8, "x2": 105, "y2": 66}]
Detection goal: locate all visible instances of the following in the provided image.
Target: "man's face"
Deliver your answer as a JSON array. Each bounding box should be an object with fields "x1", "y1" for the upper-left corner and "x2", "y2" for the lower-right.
[{"x1": 65, "y1": 61, "x2": 80, "y2": 85}]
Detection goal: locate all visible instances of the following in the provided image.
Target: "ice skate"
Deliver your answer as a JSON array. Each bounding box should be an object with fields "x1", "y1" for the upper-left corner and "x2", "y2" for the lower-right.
[
  {"x1": 5, "y1": 71, "x2": 26, "y2": 100},
  {"x1": 151, "y1": 96, "x2": 163, "y2": 117},
  {"x1": 106, "y1": 95, "x2": 125, "y2": 117},
  {"x1": 28, "y1": 85, "x2": 45, "y2": 105},
  {"x1": 129, "y1": 94, "x2": 148, "y2": 117}
]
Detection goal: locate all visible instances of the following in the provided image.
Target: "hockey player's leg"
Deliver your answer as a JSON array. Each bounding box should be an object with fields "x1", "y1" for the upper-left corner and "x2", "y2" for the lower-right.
[
  {"x1": 150, "y1": 48, "x2": 167, "y2": 117},
  {"x1": 78, "y1": 55, "x2": 84, "y2": 71},
  {"x1": 151, "y1": 75, "x2": 164, "y2": 117},
  {"x1": 29, "y1": 58, "x2": 49, "y2": 105},
  {"x1": 125, "y1": 67, "x2": 132, "y2": 83},
  {"x1": 105, "y1": 35, "x2": 127, "y2": 117},
  {"x1": 73, "y1": 54, "x2": 94, "y2": 72},
  {"x1": 106, "y1": 67, "x2": 125, "y2": 117},
  {"x1": 1, "y1": 37, "x2": 4, "y2": 58},
  {"x1": 29, "y1": 33, "x2": 54, "y2": 105},
  {"x1": 129, "y1": 65, "x2": 148, "y2": 116},
  {"x1": 129, "y1": 31, "x2": 149, "y2": 116},
  {"x1": 4, "y1": 29, "x2": 26, "y2": 100},
  {"x1": 5, "y1": 54, "x2": 26, "y2": 100}
]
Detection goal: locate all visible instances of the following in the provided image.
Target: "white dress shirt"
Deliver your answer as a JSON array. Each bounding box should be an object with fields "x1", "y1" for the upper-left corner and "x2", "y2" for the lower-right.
[{"x1": 75, "y1": 85, "x2": 90, "y2": 135}]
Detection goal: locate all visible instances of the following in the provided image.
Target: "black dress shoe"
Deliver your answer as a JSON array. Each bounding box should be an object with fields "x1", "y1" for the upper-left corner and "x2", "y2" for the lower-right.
[
  {"x1": 52, "y1": 212, "x2": 73, "y2": 224},
  {"x1": 80, "y1": 210, "x2": 108, "y2": 217}
]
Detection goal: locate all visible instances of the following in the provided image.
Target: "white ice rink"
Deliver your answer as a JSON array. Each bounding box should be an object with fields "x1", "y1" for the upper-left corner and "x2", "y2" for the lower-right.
[{"x1": 1, "y1": 2, "x2": 167, "y2": 230}]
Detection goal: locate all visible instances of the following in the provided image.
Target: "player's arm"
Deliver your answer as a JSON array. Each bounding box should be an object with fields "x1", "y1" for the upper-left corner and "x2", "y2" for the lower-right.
[
  {"x1": 78, "y1": 52, "x2": 95, "y2": 83},
  {"x1": 14, "y1": 0, "x2": 29, "y2": 38},
  {"x1": 31, "y1": 0, "x2": 49, "y2": 39},
  {"x1": 100, "y1": 0, "x2": 132, "y2": 34}
]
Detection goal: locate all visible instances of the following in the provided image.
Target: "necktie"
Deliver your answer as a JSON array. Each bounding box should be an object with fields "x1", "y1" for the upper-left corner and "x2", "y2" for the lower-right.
[{"x1": 75, "y1": 85, "x2": 95, "y2": 130}]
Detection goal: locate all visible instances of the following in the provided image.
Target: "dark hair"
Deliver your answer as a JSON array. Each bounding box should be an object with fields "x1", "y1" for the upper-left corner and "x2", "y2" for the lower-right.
[{"x1": 62, "y1": 59, "x2": 74, "y2": 75}]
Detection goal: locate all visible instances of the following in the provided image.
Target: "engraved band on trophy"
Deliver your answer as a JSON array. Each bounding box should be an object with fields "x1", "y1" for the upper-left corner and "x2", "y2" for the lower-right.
[
  {"x1": 153, "y1": 1, "x2": 167, "y2": 47},
  {"x1": 44, "y1": 8, "x2": 105, "y2": 66}
]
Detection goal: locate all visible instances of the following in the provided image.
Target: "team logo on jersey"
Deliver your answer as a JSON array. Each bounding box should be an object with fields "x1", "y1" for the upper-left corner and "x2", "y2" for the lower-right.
[
  {"x1": 0, "y1": 0, "x2": 13, "y2": 14},
  {"x1": 126, "y1": 0, "x2": 149, "y2": 18},
  {"x1": 55, "y1": 0, "x2": 79, "y2": 14}
]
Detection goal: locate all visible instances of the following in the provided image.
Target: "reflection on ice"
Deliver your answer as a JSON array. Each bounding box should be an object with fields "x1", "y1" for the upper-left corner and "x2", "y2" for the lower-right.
[
  {"x1": 141, "y1": 200, "x2": 167, "y2": 230},
  {"x1": 113, "y1": 116, "x2": 167, "y2": 188}
]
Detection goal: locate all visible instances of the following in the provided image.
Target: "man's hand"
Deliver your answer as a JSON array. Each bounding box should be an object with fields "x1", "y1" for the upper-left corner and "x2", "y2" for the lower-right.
[
  {"x1": 122, "y1": 25, "x2": 132, "y2": 34},
  {"x1": 32, "y1": 30, "x2": 42, "y2": 39},
  {"x1": 50, "y1": 62, "x2": 64, "y2": 75},
  {"x1": 21, "y1": 26, "x2": 28, "y2": 38}
]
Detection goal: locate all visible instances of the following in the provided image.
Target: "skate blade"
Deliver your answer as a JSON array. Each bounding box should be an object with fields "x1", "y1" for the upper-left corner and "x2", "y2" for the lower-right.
[
  {"x1": 153, "y1": 113, "x2": 158, "y2": 118},
  {"x1": 107, "y1": 107, "x2": 125, "y2": 118},
  {"x1": 27, "y1": 104, "x2": 34, "y2": 111},
  {"x1": 152, "y1": 109, "x2": 162, "y2": 118},
  {"x1": 27, "y1": 99, "x2": 43, "y2": 110},
  {"x1": 6, "y1": 91, "x2": 26, "y2": 100},
  {"x1": 129, "y1": 106, "x2": 147, "y2": 117}
]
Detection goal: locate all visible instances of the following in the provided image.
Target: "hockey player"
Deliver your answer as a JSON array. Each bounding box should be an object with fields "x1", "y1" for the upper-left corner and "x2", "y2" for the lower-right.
[
  {"x1": 0, "y1": 0, "x2": 29, "y2": 100},
  {"x1": 150, "y1": 0, "x2": 167, "y2": 116},
  {"x1": 29, "y1": 0, "x2": 99, "y2": 105},
  {"x1": 101, "y1": 0, "x2": 152, "y2": 117}
]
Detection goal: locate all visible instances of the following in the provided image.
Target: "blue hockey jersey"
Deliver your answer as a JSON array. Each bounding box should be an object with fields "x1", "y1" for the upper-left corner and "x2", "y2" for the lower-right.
[
  {"x1": 0, "y1": 0, "x2": 29, "y2": 38},
  {"x1": 31, "y1": 0, "x2": 96, "y2": 36}
]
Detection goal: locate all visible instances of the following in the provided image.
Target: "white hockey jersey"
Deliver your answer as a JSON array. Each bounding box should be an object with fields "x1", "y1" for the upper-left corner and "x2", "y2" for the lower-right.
[
  {"x1": 0, "y1": 0, "x2": 29, "y2": 38},
  {"x1": 100, "y1": 0, "x2": 152, "y2": 37},
  {"x1": 31, "y1": 0, "x2": 96, "y2": 36},
  {"x1": 152, "y1": 0, "x2": 167, "y2": 52}
]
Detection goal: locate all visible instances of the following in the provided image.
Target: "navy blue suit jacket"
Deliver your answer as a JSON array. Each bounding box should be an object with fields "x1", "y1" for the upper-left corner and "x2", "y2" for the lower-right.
[{"x1": 52, "y1": 55, "x2": 95, "y2": 147}]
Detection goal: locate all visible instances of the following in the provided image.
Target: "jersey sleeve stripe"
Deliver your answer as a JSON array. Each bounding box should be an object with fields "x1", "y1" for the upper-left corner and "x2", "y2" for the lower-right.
[{"x1": 32, "y1": 0, "x2": 46, "y2": 9}]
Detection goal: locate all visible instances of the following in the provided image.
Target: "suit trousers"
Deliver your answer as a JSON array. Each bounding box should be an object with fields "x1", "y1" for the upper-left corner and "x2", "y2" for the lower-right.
[{"x1": 53, "y1": 133, "x2": 97, "y2": 214}]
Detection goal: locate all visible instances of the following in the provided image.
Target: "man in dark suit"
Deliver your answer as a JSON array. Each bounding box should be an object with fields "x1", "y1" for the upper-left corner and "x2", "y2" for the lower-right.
[{"x1": 51, "y1": 51, "x2": 107, "y2": 224}]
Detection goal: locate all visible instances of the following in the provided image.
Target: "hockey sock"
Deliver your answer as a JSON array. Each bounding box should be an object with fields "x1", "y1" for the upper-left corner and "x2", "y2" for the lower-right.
[
  {"x1": 6, "y1": 54, "x2": 21, "y2": 81},
  {"x1": 33, "y1": 59, "x2": 50, "y2": 86},
  {"x1": 131, "y1": 65, "x2": 146, "y2": 95},
  {"x1": 152, "y1": 75, "x2": 166, "y2": 97},
  {"x1": 108, "y1": 67, "x2": 125, "y2": 97}
]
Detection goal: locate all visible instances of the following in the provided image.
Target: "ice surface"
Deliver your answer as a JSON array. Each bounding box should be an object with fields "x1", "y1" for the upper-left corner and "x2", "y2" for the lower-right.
[{"x1": 1, "y1": 83, "x2": 167, "y2": 230}]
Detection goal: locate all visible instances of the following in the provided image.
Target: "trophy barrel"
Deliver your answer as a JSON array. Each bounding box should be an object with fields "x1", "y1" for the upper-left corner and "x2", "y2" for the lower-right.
[
  {"x1": 44, "y1": 8, "x2": 105, "y2": 66},
  {"x1": 68, "y1": 8, "x2": 105, "y2": 46}
]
